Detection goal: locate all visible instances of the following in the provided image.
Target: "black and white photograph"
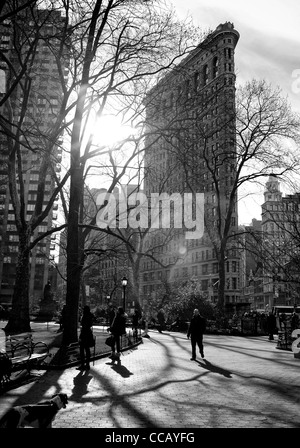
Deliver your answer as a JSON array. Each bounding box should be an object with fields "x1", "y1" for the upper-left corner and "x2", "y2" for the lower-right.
[{"x1": 0, "y1": 0, "x2": 300, "y2": 438}]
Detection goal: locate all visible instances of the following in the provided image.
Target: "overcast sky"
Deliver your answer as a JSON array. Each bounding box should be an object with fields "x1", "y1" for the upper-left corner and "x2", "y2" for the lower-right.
[{"x1": 170, "y1": 0, "x2": 300, "y2": 224}]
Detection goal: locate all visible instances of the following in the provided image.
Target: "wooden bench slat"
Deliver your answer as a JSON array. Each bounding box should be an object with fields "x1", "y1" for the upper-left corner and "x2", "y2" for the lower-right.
[{"x1": 11, "y1": 355, "x2": 29, "y2": 363}]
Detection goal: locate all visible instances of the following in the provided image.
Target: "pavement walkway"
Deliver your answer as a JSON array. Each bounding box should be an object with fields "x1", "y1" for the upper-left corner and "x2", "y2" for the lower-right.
[{"x1": 0, "y1": 325, "x2": 300, "y2": 430}]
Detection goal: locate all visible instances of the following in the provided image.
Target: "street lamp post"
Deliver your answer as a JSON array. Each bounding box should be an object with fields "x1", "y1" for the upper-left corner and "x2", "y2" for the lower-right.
[{"x1": 121, "y1": 277, "x2": 127, "y2": 311}]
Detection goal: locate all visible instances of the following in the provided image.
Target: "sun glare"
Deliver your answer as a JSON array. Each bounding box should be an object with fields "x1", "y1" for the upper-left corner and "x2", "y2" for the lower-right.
[{"x1": 92, "y1": 115, "x2": 136, "y2": 147}]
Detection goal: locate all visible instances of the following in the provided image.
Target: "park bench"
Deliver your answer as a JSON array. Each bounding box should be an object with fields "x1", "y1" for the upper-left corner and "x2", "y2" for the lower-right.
[{"x1": 0, "y1": 333, "x2": 50, "y2": 389}]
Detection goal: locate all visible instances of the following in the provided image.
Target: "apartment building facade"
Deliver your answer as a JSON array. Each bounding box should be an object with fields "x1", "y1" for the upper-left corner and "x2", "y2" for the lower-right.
[
  {"x1": 262, "y1": 175, "x2": 300, "y2": 308},
  {"x1": 0, "y1": 5, "x2": 66, "y2": 308}
]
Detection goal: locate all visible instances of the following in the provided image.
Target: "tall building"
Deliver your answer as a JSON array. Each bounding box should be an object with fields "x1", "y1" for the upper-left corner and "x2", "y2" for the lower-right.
[
  {"x1": 0, "y1": 5, "x2": 67, "y2": 308},
  {"x1": 141, "y1": 22, "x2": 241, "y2": 309}
]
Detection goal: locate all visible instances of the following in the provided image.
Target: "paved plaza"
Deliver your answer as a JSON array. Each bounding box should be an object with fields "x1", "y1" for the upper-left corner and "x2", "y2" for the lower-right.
[{"x1": 1, "y1": 328, "x2": 300, "y2": 431}]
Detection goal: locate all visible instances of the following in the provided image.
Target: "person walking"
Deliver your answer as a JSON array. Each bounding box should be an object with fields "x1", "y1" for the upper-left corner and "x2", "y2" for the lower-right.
[
  {"x1": 187, "y1": 308, "x2": 206, "y2": 360},
  {"x1": 157, "y1": 309, "x2": 165, "y2": 333},
  {"x1": 132, "y1": 308, "x2": 140, "y2": 340},
  {"x1": 58, "y1": 305, "x2": 67, "y2": 332},
  {"x1": 107, "y1": 303, "x2": 116, "y2": 327},
  {"x1": 266, "y1": 311, "x2": 277, "y2": 341},
  {"x1": 77, "y1": 305, "x2": 94, "y2": 371},
  {"x1": 108, "y1": 306, "x2": 126, "y2": 361}
]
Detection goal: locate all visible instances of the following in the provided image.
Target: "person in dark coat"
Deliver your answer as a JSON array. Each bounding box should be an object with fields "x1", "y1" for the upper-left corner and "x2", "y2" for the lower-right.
[
  {"x1": 58, "y1": 305, "x2": 67, "y2": 332},
  {"x1": 157, "y1": 309, "x2": 165, "y2": 333},
  {"x1": 266, "y1": 311, "x2": 276, "y2": 341},
  {"x1": 132, "y1": 309, "x2": 140, "y2": 339},
  {"x1": 77, "y1": 305, "x2": 94, "y2": 370},
  {"x1": 107, "y1": 303, "x2": 116, "y2": 326},
  {"x1": 187, "y1": 308, "x2": 206, "y2": 360},
  {"x1": 108, "y1": 306, "x2": 126, "y2": 361}
]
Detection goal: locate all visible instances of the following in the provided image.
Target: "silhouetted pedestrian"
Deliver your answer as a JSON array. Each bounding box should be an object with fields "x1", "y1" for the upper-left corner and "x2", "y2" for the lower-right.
[
  {"x1": 157, "y1": 309, "x2": 165, "y2": 333},
  {"x1": 107, "y1": 303, "x2": 116, "y2": 326},
  {"x1": 266, "y1": 311, "x2": 276, "y2": 340},
  {"x1": 187, "y1": 308, "x2": 206, "y2": 360},
  {"x1": 77, "y1": 305, "x2": 94, "y2": 371},
  {"x1": 108, "y1": 306, "x2": 126, "y2": 361},
  {"x1": 132, "y1": 309, "x2": 140, "y2": 339},
  {"x1": 58, "y1": 305, "x2": 67, "y2": 332}
]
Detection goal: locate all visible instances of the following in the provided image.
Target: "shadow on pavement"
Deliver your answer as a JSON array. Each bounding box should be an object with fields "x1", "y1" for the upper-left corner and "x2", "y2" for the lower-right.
[
  {"x1": 196, "y1": 358, "x2": 233, "y2": 378},
  {"x1": 70, "y1": 370, "x2": 93, "y2": 400},
  {"x1": 109, "y1": 361, "x2": 134, "y2": 378}
]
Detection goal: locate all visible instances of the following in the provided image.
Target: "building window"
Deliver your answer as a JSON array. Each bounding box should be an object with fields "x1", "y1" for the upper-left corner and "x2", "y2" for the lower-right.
[
  {"x1": 202, "y1": 279, "x2": 208, "y2": 290},
  {"x1": 8, "y1": 245, "x2": 18, "y2": 252},
  {"x1": 194, "y1": 72, "x2": 200, "y2": 91},
  {"x1": 203, "y1": 64, "x2": 209, "y2": 85},
  {"x1": 212, "y1": 57, "x2": 218, "y2": 78},
  {"x1": 224, "y1": 48, "x2": 232, "y2": 58}
]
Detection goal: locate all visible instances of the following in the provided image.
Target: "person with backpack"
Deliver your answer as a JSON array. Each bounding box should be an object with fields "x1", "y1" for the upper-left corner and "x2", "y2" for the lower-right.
[{"x1": 187, "y1": 308, "x2": 206, "y2": 361}]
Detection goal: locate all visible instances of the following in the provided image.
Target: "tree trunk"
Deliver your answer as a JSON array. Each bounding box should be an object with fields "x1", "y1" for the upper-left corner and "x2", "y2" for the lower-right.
[
  {"x1": 81, "y1": 276, "x2": 87, "y2": 309},
  {"x1": 5, "y1": 231, "x2": 31, "y2": 334},
  {"x1": 128, "y1": 268, "x2": 141, "y2": 313},
  {"x1": 62, "y1": 167, "x2": 82, "y2": 345},
  {"x1": 217, "y1": 247, "x2": 226, "y2": 311}
]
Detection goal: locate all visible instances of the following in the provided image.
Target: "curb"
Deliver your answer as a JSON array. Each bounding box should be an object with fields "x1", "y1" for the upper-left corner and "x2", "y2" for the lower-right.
[{"x1": 40, "y1": 338, "x2": 143, "y2": 371}]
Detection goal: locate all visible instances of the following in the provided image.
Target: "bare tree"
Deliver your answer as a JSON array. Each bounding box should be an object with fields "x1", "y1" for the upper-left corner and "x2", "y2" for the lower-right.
[
  {"x1": 261, "y1": 188, "x2": 300, "y2": 304},
  {"x1": 1, "y1": 2, "x2": 70, "y2": 332},
  {"x1": 151, "y1": 77, "x2": 300, "y2": 312},
  {"x1": 204, "y1": 80, "x2": 300, "y2": 310},
  {"x1": 77, "y1": 178, "x2": 183, "y2": 315},
  {"x1": 0, "y1": 0, "x2": 202, "y2": 338},
  {"x1": 61, "y1": 0, "x2": 203, "y2": 343}
]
